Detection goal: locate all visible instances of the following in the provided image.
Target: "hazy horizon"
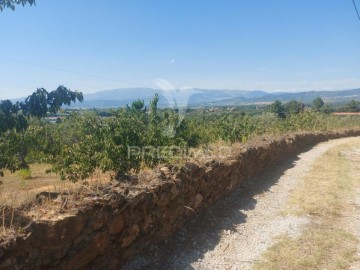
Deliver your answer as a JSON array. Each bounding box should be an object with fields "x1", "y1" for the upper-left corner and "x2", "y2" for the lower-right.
[{"x1": 4, "y1": 86, "x2": 360, "y2": 102}]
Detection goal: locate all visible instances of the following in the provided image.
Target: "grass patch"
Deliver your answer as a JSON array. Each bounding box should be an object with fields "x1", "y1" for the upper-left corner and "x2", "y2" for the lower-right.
[
  {"x1": 286, "y1": 145, "x2": 355, "y2": 218},
  {"x1": 16, "y1": 168, "x2": 32, "y2": 180},
  {"x1": 0, "y1": 163, "x2": 112, "y2": 209},
  {"x1": 254, "y1": 226, "x2": 358, "y2": 270}
]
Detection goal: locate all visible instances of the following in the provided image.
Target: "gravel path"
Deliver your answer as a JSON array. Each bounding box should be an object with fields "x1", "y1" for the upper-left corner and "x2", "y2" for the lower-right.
[
  {"x1": 341, "y1": 147, "x2": 360, "y2": 270},
  {"x1": 123, "y1": 137, "x2": 359, "y2": 270},
  {"x1": 348, "y1": 186, "x2": 360, "y2": 270}
]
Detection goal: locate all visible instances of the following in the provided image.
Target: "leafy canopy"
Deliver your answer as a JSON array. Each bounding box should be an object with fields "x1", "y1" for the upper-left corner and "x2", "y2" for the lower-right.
[
  {"x1": 23, "y1": 86, "x2": 84, "y2": 118},
  {"x1": 269, "y1": 100, "x2": 305, "y2": 118},
  {"x1": 285, "y1": 100, "x2": 305, "y2": 115},
  {"x1": 0, "y1": 86, "x2": 83, "y2": 176},
  {"x1": 312, "y1": 97, "x2": 325, "y2": 111},
  {"x1": 0, "y1": 86, "x2": 83, "y2": 134},
  {"x1": 269, "y1": 100, "x2": 286, "y2": 118},
  {"x1": 345, "y1": 100, "x2": 360, "y2": 112},
  {"x1": 0, "y1": 0, "x2": 35, "y2": 11}
]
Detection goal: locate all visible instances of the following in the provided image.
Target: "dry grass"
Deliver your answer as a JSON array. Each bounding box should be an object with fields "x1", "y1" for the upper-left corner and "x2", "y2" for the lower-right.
[
  {"x1": 0, "y1": 164, "x2": 61, "y2": 208},
  {"x1": 254, "y1": 227, "x2": 357, "y2": 270},
  {"x1": 254, "y1": 140, "x2": 360, "y2": 270},
  {"x1": 0, "y1": 163, "x2": 111, "y2": 209},
  {"x1": 0, "y1": 163, "x2": 113, "y2": 236},
  {"x1": 285, "y1": 144, "x2": 354, "y2": 218}
]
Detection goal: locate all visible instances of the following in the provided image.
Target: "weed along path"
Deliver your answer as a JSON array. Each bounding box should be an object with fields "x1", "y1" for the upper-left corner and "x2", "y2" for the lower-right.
[{"x1": 123, "y1": 137, "x2": 360, "y2": 270}]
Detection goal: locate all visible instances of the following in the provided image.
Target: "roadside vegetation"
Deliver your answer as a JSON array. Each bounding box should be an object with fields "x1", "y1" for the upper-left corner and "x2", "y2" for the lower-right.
[{"x1": 1, "y1": 91, "x2": 360, "y2": 183}]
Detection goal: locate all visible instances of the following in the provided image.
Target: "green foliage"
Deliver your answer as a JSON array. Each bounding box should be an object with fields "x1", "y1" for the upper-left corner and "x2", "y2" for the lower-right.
[
  {"x1": 49, "y1": 113, "x2": 112, "y2": 181},
  {"x1": 310, "y1": 97, "x2": 335, "y2": 114},
  {"x1": 24, "y1": 88, "x2": 49, "y2": 118},
  {"x1": 342, "y1": 100, "x2": 360, "y2": 112},
  {"x1": 0, "y1": 124, "x2": 46, "y2": 174},
  {"x1": 47, "y1": 85, "x2": 84, "y2": 113},
  {"x1": 128, "y1": 99, "x2": 145, "y2": 112},
  {"x1": 269, "y1": 100, "x2": 305, "y2": 118},
  {"x1": 49, "y1": 95, "x2": 195, "y2": 181},
  {"x1": 284, "y1": 100, "x2": 305, "y2": 115},
  {"x1": 313, "y1": 97, "x2": 325, "y2": 112},
  {"x1": 0, "y1": 100, "x2": 28, "y2": 133},
  {"x1": 0, "y1": 86, "x2": 83, "y2": 177},
  {"x1": 269, "y1": 100, "x2": 286, "y2": 118},
  {"x1": 17, "y1": 168, "x2": 32, "y2": 180},
  {"x1": 321, "y1": 104, "x2": 334, "y2": 114},
  {"x1": 2, "y1": 92, "x2": 360, "y2": 183},
  {"x1": 22, "y1": 86, "x2": 83, "y2": 118},
  {"x1": 0, "y1": 86, "x2": 83, "y2": 135},
  {"x1": 0, "y1": 0, "x2": 35, "y2": 11},
  {"x1": 217, "y1": 114, "x2": 257, "y2": 143}
]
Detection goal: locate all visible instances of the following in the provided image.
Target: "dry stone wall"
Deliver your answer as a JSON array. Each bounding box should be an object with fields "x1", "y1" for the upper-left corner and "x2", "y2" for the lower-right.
[{"x1": 1, "y1": 129, "x2": 360, "y2": 269}]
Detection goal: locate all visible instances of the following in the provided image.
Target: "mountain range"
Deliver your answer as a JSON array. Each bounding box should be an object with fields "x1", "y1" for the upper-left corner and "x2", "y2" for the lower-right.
[
  {"x1": 67, "y1": 87, "x2": 360, "y2": 109},
  {"x1": 10, "y1": 87, "x2": 360, "y2": 109}
]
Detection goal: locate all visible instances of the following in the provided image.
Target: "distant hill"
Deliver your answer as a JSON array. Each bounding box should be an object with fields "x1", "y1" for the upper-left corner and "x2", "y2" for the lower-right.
[
  {"x1": 11, "y1": 87, "x2": 360, "y2": 109},
  {"x1": 68, "y1": 88, "x2": 269, "y2": 108},
  {"x1": 256, "y1": 88, "x2": 360, "y2": 104},
  {"x1": 211, "y1": 88, "x2": 360, "y2": 106}
]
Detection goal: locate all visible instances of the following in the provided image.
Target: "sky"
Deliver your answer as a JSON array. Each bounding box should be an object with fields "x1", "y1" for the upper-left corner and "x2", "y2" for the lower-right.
[{"x1": 0, "y1": 0, "x2": 360, "y2": 99}]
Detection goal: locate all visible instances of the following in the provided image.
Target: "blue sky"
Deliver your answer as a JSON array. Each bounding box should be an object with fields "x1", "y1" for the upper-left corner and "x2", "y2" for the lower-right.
[{"x1": 0, "y1": 0, "x2": 360, "y2": 99}]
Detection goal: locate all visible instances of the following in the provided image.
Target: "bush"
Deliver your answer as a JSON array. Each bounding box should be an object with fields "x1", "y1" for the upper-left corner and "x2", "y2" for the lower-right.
[{"x1": 17, "y1": 168, "x2": 32, "y2": 180}]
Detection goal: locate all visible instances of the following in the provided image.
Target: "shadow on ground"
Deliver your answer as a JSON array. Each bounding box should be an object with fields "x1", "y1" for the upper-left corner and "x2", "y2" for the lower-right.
[{"x1": 123, "y1": 154, "x2": 302, "y2": 270}]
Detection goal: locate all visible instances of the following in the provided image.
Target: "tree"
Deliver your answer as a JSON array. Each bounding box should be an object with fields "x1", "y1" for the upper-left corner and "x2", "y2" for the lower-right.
[
  {"x1": 127, "y1": 99, "x2": 145, "y2": 112},
  {"x1": 50, "y1": 98, "x2": 151, "y2": 181},
  {"x1": 0, "y1": 86, "x2": 83, "y2": 134},
  {"x1": 0, "y1": 100, "x2": 28, "y2": 133},
  {"x1": 22, "y1": 86, "x2": 84, "y2": 118},
  {"x1": 321, "y1": 104, "x2": 334, "y2": 114},
  {"x1": 0, "y1": 86, "x2": 83, "y2": 176},
  {"x1": 47, "y1": 85, "x2": 84, "y2": 114},
  {"x1": 0, "y1": 0, "x2": 35, "y2": 11},
  {"x1": 284, "y1": 100, "x2": 305, "y2": 115},
  {"x1": 344, "y1": 100, "x2": 360, "y2": 112},
  {"x1": 23, "y1": 88, "x2": 49, "y2": 118},
  {"x1": 312, "y1": 97, "x2": 324, "y2": 112},
  {"x1": 49, "y1": 94, "x2": 197, "y2": 181},
  {"x1": 269, "y1": 100, "x2": 286, "y2": 118}
]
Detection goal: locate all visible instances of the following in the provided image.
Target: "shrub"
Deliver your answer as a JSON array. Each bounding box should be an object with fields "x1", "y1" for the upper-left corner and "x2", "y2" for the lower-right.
[{"x1": 17, "y1": 168, "x2": 32, "y2": 180}]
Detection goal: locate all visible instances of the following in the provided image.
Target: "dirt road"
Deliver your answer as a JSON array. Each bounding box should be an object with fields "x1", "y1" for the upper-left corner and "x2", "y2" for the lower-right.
[{"x1": 124, "y1": 137, "x2": 360, "y2": 270}]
